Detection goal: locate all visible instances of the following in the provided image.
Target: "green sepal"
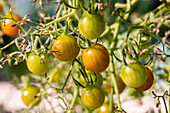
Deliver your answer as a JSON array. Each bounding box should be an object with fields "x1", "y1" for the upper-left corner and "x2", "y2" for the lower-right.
[{"x1": 72, "y1": 76, "x2": 85, "y2": 88}]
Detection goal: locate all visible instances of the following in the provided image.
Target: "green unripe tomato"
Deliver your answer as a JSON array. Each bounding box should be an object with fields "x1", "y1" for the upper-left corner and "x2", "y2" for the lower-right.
[
  {"x1": 78, "y1": 12, "x2": 106, "y2": 40},
  {"x1": 22, "y1": 85, "x2": 41, "y2": 107},
  {"x1": 81, "y1": 85, "x2": 105, "y2": 109},
  {"x1": 120, "y1": 62, "x2": 147, "y2": 88},
  {"x1": 27, "y1": 54, "x2": 50, "y2": 75}
]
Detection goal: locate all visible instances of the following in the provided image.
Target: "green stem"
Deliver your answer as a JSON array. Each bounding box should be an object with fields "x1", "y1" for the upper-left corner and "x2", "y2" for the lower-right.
[
  {"x1": 168, "y1": 69, "x2": 170, "y2": 113},
  {"x1": 46, "y1": 12, "x2": 75, "y2": 27},
  {"x1": 67, "y1": 86, "x2": 79, "y2": 113},
  {"x1": 91, "y1": 0, "x2": 95, "y2": 13},
  {"x1": 34, "y1": 36, "x2": 39, "y2": 50},
  {"x1": 110, "y1": 52, "x2": 125, "y2": 112},
  {"x1": 0, "y1": 37, "x2": 22, "y2": 51},
  {"x1": 109, "y1": 75, "x2": 114, "y2": 113},
  {"x1": 61, "y1": 60, "x2": 75, "y2": 92},
  {"x1": 25, "y1": 20, "x2": 43, "y2": 27}
]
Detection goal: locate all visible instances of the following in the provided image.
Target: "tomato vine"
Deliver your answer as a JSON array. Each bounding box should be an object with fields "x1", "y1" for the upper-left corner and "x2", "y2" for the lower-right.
[{"x1": 0, "y1": 0, "x2": 169, "y2": 113}]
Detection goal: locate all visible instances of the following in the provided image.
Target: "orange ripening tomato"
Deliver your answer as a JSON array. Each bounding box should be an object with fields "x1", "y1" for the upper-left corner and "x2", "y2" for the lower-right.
[
  {"x1": 105, "y1": 75, "x2": 125, "y2": 94},
  {"x1": 52, "y1": 35, "x2": 80, "y2": 61},
  {"x1": 82, "y1": 43, "x2": 110, "y2": 73},
  {"x1": 98, "y1": 104, "x2": 116, "y2": 113},
  {"x1": 1, "y1": 13, "x2": 21, "y2": 37},
  {"x1": 134, "y1": 67, "x2": 154, "y2": 91}
]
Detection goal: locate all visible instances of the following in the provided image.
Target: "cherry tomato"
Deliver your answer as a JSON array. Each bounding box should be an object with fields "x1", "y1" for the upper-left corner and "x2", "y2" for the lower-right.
[
  {"x1": 98, "y1": 104, "x2": 116, "y2": 113},
  {"x1": 1, "y1": 13, "x2": 21, "y2": 37},
  {"x1": 52, "y1": 35, "x2": 80, "y2": 61},
  {"x1": 80, "y1": 70, "x2": 103, "y2": 87},
  {"x1": 27, "y1": 54, "x2": 50, "y2": 75},
  {"x1": 78, "y1": 12, "x2": 106, "y2": 40},
  {"x1": 134, "y1": 67, "x2": 154, "y2": 91},
  {"x1": 120, "y1": 62, "x2": 147, "y2": 88},
  {"x1": 22, "y1": 85, "x2": 41, "y2": 106},
  {"x1": 105, "y1": 75, "x2": 125, "y2": 94},
  {"x1": 81, "y1": 85, "x2": 105, "y2": 109},
  {"x1": 82, "y1": 43, "x2": 110, "y2": 73}
]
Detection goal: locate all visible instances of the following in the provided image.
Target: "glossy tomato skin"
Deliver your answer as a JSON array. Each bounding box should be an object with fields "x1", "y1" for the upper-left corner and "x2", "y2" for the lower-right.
[
  {"x1": 78, "y1": 12, "x2": 106, "y2": 40},
  {"x1": 1, "y1": 13, "x2": 21, "y2": 37},
  {"x1": 120, "y1": 62, "x2": 147, "y2": 88},
  {"x1": 134, "y1": 67, "x2": 154, "y2": 91},
  {"x1": 105, "y1": 75, "x2": 125, "y2": 94},
  {"x1": 82, "y1": 44, "x2": 110, "y2": 73},
  {"x1": 22, "y1": 85, "x2": 41, "y2": 106},
  {"x1": 80, "y1": 71, "x2": 103, "y2": 87},
  {"x1": 98, "y1": 104, "x2": 116, "y2": 113},
  {"x1": 81, "y1": 85, "x2": 105, "y2": 109},
  {"x1": 52, "y1": 35, "x2": 80, "y2": 61},
  {"x1": 27, "y1": 54, "x2": 50, "y2": 75}
]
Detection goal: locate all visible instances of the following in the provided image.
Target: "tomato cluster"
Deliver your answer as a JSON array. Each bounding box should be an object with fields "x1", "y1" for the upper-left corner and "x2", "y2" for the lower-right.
[
  {"x1": 121, "y1": 62, "x2": 147, "y2": 88},
  {"x1": 120, "y1": 61, "x2": 154, "y2": 91},
  {"x1": 0, "y1": 0, "x2": 160, "y2": 112}
]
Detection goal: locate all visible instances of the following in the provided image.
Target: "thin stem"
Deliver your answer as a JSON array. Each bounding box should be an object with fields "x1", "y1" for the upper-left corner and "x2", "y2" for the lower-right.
[
  {"x1": 0, "y1": 37, "x2": 22, "y2": 51},
  {"x1": 109, "y1": 75, "x2": 114, "y2": 113},
  {"x1": 46, "y1": 12, "x2": 75, "y2": 27},
  {"x1": 67, "y1": 86, "x2": 79, "y2": 113},
  {"x1": 110, "y1": 52, "x2": 125, "y2": 112},
  {"x1": 61, "y1": 60, "x2": 75, "y2": 92}
]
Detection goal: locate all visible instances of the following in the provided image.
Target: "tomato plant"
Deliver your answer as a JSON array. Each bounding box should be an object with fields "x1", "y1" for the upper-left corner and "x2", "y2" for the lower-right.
[
  {"x1": 1, "y1": 13, "x2": 21, "y2": 37},
  {"x1": 134, "y1": 67, "x2": 154, "y2": 91},
  {"x1": 105, "y1": 75, "x2": 125, "y2": 94},
  {"x1": 27, "y1": 54, "x2": 50, "y2": 75},
  {"x1": 0, "y1": 0, "x2": 169, "y2": 113},
  {"x1": 52, "y1": 35, "x2": 80, "y2": 61},
  {"x1": 78, "y1": 12, "x2": 106, "y2": 40},
  {"x1": 22, "y1": 85, "x2": 41, "y2": 107},
  {"x1": 120, "y1": 62, "x2": 147, "y2": 88},
  {"x1": 82, "y1": 43, "x2": 110, "y2": 73},
  {"x1": 81, "y1": 85, "x2": 105, "y2": 109}
]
